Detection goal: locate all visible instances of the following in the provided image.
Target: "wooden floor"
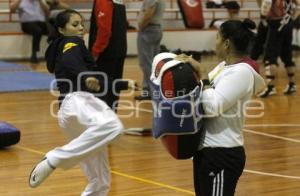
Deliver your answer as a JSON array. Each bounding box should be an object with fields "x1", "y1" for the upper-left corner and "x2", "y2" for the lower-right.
[{"x1": 0, "y1": 55, "x2": 300, "y2": 196}]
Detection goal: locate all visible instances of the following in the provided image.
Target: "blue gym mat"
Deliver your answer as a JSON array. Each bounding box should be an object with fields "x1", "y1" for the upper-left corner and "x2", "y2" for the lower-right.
[
  {"x1": 0, "y1": 61, "x2": 32, "y2": 72},
  {"x1": 0, "y1": 71, "x2": 56, "y2": 93}
]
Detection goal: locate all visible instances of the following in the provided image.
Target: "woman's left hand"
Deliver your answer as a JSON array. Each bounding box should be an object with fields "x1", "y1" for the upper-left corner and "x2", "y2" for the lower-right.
[
  {"x1": 175, "y1": 54, "x2": 203, "y2": 77},
  {"x1": 126, "y1": 79, "x2": 140, "y2": 91},
  {"x1": 85, "y1": 77, "x2": 101, "y2": 92}
]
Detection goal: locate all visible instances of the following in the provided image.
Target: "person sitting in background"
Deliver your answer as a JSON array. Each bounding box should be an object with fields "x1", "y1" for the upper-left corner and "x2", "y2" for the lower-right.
[
  {"x1": 207, "y1": 0, "x2": 240, "y2": 28},
  {"x1": 10, "y1": 0, "x2": 50, "y2": 63}
]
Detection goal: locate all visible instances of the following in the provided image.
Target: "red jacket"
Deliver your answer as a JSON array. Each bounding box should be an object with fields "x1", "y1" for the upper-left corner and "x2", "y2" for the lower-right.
[
  {"x1": 92, "y1": 0, "x2": 113, "y2": 57},
  {"x1": 89, "y1": 0, "x2": 127, "y2": 58}
]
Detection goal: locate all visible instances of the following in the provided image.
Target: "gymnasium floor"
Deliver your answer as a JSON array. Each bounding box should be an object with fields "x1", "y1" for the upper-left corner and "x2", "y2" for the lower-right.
[{"x1": 0, "y1": 55, "x2": 300, "y2": 196}]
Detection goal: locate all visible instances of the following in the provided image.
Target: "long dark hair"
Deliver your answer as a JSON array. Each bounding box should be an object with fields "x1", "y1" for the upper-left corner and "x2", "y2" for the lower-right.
[
  {"x1": 47, "y1": 9, "x2": 82, "y2": 43},
  {"x1": 219, "y1": 19, "x2": 256, "y2": 55}
]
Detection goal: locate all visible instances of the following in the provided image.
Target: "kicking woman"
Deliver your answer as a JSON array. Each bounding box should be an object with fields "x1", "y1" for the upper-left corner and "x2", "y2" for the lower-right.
[{"x1": 28, "y1": 10, "x2": 129, "y2": 196}]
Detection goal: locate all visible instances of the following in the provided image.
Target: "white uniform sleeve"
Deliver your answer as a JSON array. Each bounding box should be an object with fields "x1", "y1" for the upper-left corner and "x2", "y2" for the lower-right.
[{"x1": 201, "y1": 67, "x2": 253, "y2": 116}]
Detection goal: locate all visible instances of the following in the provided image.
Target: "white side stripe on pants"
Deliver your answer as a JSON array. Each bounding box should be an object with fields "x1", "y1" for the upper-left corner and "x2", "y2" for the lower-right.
[
  {"x1": 212, "y1": 175, "x2": 216, "y2": 196},
  {"x1": 220, "y1": 170, "x2": 224, "y2": 196},
  {"x1": 212, "y1": 170, "x2": 224, "y2": 196}
]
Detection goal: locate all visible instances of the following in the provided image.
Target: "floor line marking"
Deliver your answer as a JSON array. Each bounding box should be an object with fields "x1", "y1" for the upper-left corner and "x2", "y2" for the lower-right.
[
  {"x1": 111, "y1": 170, "x2": 195, "y2": 195},
  {"x1": 245, "y1": 124, "x2": 300, "y2": 127},
  {"x1": 244, "y1": 129, "x2": 300, "y2": 143},
  {"x1": 14, "y1": 145, "x2": 194, "y2": 195},
  {"x1": 244, "y1": 169, "x2": 300, "y2": 180}
]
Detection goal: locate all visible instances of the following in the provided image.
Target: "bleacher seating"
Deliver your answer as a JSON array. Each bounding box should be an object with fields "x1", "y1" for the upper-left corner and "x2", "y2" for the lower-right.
[
  {"x1": 0, "y1": 0, "x2": 260, "y2": 33},
  {"x1": 0, "y1": 0, "x2": 261, "y2": 59}
]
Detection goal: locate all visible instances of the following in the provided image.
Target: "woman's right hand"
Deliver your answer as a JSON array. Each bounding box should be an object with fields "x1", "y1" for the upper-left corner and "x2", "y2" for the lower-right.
[{"x1": 85, "y1": 77, "x2": 101, "y2": 92}]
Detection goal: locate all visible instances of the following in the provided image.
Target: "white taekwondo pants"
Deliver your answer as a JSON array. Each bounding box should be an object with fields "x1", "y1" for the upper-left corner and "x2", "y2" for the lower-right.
[{"x1": 46, "y1": 92, "x2": 123, "y2": 196}]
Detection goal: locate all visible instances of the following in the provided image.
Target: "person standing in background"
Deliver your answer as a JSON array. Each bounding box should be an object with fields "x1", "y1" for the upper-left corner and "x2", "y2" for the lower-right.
[
  {"x1": 258, "y1": 0, "x2": 298, "y2": 97},
  {"x1": 89, "y1": 0, "x2": 128, "y2": 110},
  {"x1": 250, "y1": 16, "x2": 268, "y2": 61},
  {"x1": 10, "y1": 0, "x2": 49, "y2": 63},
  {"x1": 249, "y1": 1, "x2": 268, "y2": 60},
  {"x1": 135, "y1": 0, "x2": 165, "y2": 100}
]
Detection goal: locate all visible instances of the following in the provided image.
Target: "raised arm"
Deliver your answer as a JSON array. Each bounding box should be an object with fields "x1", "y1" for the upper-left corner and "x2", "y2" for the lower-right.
[{"x1": 9, "y1": 0, "x2": 21, "y2": 13}]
